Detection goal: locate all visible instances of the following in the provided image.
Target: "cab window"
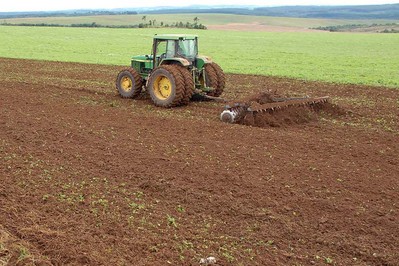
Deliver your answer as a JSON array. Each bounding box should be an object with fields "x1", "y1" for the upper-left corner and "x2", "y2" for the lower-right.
[
  {"x1": 165, "y1": 41, "x2": 176, "y2": 58},
  {"x1": 177, "y1": 39, "x2": 197, "y2": 59},
  {"x1": 156, "y1": 41, "x2": 167, "y2": 57}
]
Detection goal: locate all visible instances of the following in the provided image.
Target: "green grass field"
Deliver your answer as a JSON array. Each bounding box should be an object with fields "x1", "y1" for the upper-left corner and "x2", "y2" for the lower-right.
[{"x1": 0, "y1": 25, "x2": 398, "y2": 87}]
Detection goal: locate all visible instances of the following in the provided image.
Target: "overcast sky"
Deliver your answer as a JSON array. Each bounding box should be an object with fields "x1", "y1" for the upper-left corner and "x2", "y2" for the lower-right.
[{"x1": 1, "y1": 0, "x2": 398, "y2": 12}]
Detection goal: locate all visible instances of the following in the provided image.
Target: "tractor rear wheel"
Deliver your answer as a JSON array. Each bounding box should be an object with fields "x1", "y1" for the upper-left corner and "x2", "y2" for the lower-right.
[
  {"x1": 210, "y1": 62, "x2": 225, "y2": 97},
  {"x1": 176, "y1": 65, "x2": 194, "y2": 105},
  {"x1": 147, "y1": 65, "x2": 185, "y2": 107},
  {"x1": 203, "y1": 63, "x2": 218, "y2": 90},
  {"x1": 116, "y1": 68, "x2": 143, "y2": 98},
  {"x1": 203, "y1": 62, "x2": 225, "y2": 97}
]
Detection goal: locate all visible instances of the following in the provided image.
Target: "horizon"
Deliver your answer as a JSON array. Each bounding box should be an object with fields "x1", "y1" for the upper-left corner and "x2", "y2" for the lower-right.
[{"x1": 0, "y1": 1, "x2": 398, "y2": 13}]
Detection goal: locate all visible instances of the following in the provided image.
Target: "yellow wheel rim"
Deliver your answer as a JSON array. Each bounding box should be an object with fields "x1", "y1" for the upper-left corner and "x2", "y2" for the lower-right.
[
  {"x1": 120, "y1": 76, "x2": 133, "y2": 92},
  {"x1": 153, "y1": 75, "x2": 172, "y2": 100}
]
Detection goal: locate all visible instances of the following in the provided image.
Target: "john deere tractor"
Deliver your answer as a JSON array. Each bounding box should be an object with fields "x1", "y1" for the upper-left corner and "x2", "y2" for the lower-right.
[{"x1": 116, "y1": 34, "x2": 225, "y2": 107}]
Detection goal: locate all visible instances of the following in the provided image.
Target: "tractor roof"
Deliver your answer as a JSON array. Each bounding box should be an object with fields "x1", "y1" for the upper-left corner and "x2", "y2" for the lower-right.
[{"x1": 154, "y1": 34, "x2": 198, "y2": 40}]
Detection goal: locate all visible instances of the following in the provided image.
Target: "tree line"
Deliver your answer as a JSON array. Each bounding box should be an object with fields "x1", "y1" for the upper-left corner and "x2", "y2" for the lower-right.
[
  {"x1": 138, "y1": 16, "x2": 206, "y2": 29},
  {"x1": 313, "y1": 23, "x2": 399, "y2": 33},
  {"x1": 0, "y1": 16, "x2": 207, "y2": 30}
]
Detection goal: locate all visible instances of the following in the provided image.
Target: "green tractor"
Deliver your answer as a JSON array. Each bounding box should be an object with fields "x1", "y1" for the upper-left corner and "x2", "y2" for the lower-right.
[{"x1": 116, "y1": 34, "x2": 225, "y2": 107}]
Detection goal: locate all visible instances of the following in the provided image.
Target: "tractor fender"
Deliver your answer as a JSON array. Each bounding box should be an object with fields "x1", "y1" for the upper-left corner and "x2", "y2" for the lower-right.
[
  {"x1": 197, "y1": 55, "x2": 213, "y2": 64},
  {"x1": 196, "y1": 56, "x2": 213, "y2": 69},
  {"x1": 160, "y1": 58, "x2": 190, "y2": 67}
]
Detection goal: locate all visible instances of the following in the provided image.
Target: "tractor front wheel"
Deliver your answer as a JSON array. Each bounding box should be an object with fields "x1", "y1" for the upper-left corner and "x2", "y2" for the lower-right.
[
  {"x1": 116, "y1": 68, "x2": 143, "y2": 98},
  {"x1": 147, "y1": 65, "x2": 185, "y2": 107}
]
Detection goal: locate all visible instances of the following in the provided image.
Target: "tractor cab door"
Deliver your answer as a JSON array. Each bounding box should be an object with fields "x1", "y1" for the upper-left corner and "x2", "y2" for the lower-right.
[
  {"x1": 166, "y1": 41, "x2": 176, "y2": 58},
  {"x1": 153, "y1": 40, "x2": 166, "y2": 67},
  {"x1": 153, "y1": 39, "x2": 176, "y2": 67}
]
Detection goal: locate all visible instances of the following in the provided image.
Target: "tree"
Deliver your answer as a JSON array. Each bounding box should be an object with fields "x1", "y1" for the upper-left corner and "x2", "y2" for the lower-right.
[
  {"x1": 142, "y1": 16, "x2": 147, "y2": 22},
  {"x1": 194, "y1": 17, "x2": 199, "y2": 25}
]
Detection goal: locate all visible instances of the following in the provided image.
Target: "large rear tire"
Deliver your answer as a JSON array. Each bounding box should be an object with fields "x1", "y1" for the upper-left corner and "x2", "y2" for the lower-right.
[
  {"x1": 203, "y1": 63, "x2": 218, "y2": 90},
  {"x1": 147, "y1": 65, "x2": 185, "y2": 107},
  {"x1": 116, "y1": 68, "x2": 143, "y2": 98},
  {"x1": 210, "y1": 62, "x2": 225, "y2": 97},
  {"x1": 176, "y1": 65, "x2": 194, "y2": 105},
  {"x1": 203, "y1": 62, "x2": 225, "y2": 97}
]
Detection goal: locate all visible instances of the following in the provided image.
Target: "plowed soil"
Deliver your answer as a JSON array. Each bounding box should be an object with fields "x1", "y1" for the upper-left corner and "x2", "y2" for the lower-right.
[{"x1": 0, "y1": 58, "x2": 398, "y2": 266}]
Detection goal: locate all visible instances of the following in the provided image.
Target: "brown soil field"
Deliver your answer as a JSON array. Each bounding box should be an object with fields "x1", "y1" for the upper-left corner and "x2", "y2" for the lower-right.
[{"x1": 0, "y1": 58, "x2": 398, "y2": 265}]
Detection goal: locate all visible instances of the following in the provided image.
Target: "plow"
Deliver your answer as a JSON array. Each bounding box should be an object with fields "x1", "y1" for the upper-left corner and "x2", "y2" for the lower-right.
[{"x1": 116, "y1": 34, "x2": 331, "y2": 125}]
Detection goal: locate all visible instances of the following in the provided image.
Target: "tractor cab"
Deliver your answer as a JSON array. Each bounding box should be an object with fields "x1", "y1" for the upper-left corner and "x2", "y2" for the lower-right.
[{"x1": 152, "y1": 34, "x2": 198, "y2": 67}]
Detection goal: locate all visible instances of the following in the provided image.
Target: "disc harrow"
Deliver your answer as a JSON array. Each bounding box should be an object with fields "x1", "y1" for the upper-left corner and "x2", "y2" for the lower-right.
[{"x1": 220, "y1": 96, "x2": 330, "y2": 123}]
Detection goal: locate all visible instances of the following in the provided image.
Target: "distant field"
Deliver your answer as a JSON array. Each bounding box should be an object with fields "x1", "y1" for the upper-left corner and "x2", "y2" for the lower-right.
[
  {"x1": 0, "y1": 26, "x2": 398, "y2": 87},
  {"x1": 2, "y1": 13, "x2": 399, "y2": 29}
]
